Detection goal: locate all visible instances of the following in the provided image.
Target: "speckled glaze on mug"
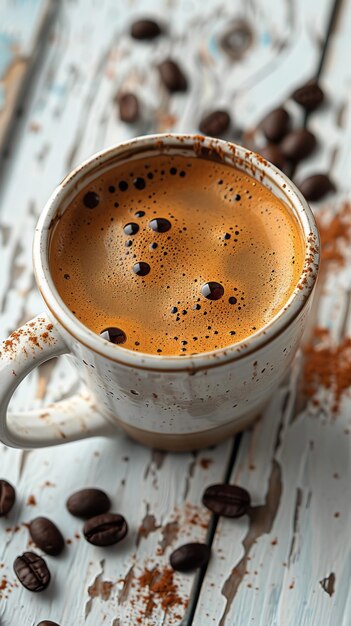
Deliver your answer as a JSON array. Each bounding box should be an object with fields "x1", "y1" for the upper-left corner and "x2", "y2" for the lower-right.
[{"x1": 0, "y1": 134, "x2": 319, "y2": 451}]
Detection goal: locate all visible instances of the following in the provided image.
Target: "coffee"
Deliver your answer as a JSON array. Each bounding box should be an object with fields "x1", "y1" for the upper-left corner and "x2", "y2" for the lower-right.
[{"x1": 49, "y1": 153, "x2": 304, "y2": 356}]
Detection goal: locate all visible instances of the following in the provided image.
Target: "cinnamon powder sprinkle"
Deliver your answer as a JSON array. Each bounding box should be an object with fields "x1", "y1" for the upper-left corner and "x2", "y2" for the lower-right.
[{"x1": 303, "y1": 327, "x2": 351, "y2": 412}]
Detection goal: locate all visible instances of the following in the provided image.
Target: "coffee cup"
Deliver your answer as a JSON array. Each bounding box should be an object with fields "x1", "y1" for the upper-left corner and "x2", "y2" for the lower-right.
[{"x1": 0, "y1": 134, "x2": 319, "y2": 451}]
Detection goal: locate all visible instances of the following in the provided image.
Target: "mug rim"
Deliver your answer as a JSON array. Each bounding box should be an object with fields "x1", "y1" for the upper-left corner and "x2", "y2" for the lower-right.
[{"x1": 33, "y1": 133, "x2": 320, "y2": 372}]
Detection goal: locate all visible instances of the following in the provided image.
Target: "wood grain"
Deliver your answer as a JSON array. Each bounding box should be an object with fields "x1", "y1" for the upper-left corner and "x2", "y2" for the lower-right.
[{"x1": 0, "y1": 0, "x2": 349, "y2": 624}]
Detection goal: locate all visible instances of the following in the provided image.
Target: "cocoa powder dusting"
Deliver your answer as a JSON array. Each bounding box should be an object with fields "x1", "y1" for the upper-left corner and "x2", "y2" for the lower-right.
[
  {"x1": 134, "y1": 566, "x2": 185, "y2": 622},
  {"x1": 26, "y1": 494, "x2": 37, "y2": 506},
  {"x1": 317, "y1": 202, "x2": 351, "y2": 268},
  {"x1": 303, "y1": 327, "x2": 351, "y2": 413}
]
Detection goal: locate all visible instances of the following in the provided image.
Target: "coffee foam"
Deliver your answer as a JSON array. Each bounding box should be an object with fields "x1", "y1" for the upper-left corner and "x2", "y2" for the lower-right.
[{"x1": 49, "y1": 153, "x2": 304, "y2": 356}]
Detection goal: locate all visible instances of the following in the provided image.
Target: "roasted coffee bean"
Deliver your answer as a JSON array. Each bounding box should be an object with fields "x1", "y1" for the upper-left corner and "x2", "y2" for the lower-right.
[
  {"x1": 280, "y1": 129, "x2": 316, "y2": 162},
  {"x1": 158, "y1": 59, "x2": 187, "y2": 93},
  {"x1": 83, "y1": 513, "x2": 128, "y2": 546},
  {"x1": 0, "y1": 479, "x2": 15, "y2": 516},
  {"x1": 202, "y1": 484, "x2": 251, "y2": 517},
  {"x1": 260, "y1": 107, "x2": 290, "y2": 143},
  {"x1": 199, "y1": 110, "x2": 231, "y2": 137},
  {"x1": 29, "y1": 517, "x2": 64, "y2": 556},
  {"x1": 292, "y1": 81, "x2": 324, "y2": 112},
  {"x1": 14, "y1": 552, "x2": 50, "y2": 592},
  {"x1": 297, "y1": 173, "x2": 335, "y2": 201},
  {"x1": 118, "y1": 93, "x2": 139, "y2": 123},
  {"x1": 66, "y1": 488, "x2": 111, "y2": 519},
  {"x1": 170, "y1": 543, "x2": 211, "y2": 572},
  {"x1": 260, "y1": 144, "x2": 286, "y2": 171},
  {"x1": 130, "y1": 19, "x2": 162, "y2": 40},
  {"x1": 37, "y1": 622, "x2": 60, "y2": 626}
]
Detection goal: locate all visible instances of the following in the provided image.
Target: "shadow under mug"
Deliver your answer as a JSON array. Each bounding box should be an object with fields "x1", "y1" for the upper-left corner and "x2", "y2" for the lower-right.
[{"x1": 0, "y1": 134, "x2": 320, "y2": 451}]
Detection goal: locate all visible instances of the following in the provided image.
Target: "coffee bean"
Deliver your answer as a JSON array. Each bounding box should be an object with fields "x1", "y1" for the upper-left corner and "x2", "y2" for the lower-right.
[
  {"x1": 37, "y1": 621, "x2": 60, "y2": 626},
  {"x1": 83, "y1": 191, "x2": 100, "y2": 209},
  {"x1": 170, "y1": 543, "x2": 211, "y2": 572},
  {"x1": 118, "y1": 93, "x2": 139, "y2": 123},
  {"x1": 29, "y1": 517, "x2": 64, "y2": 556},
  {"x1": 130, "y1": 19, "x2": 162, "y2": 40},
  {"x1": 149, "y1": 218, "x2": 171, "y2": 232},
  {"x1": 0, "y1": 479, "x2": 15, "y2": 516},
  {"x1": 83, "y1": 513, "x2": 128, "y2": 546},
  {"x1": 260, "y1": 144, "x2": 286, "y2": 171},
  {"x1": 199, "y1": 110, "x2": 231, "y2": 137},
  {"x1": 133, "y1": 262, "x2": 151, "y2": 276},
  {"x1": 292, "y1": 81, "x2": 324, "y2": 112},
  {"x1": 280, "y1": 129, "x2": 317, "y2": 162},
  {"x1": 201, "y1": 282, "x2": 224, "y2": 301},
  {"x1": 297, "y1": 173, "x2": 335, "y2": 201},
  {"x1": 14, "y1": 552, "x2": 50, "y2": 592},
  {"x1": 66, "y1": 488, "x2": 111, "y2": 519},
  {"x1": 100, "y1": 327, "x2": 127, "y2": 345},
  {"x1": 158, "y1": 59, "x2": 187, "y2": 93},
  {"x1": 202, "y1": 484, "x2": 251, "y2": 517},
  {"x1": 260, "y1": 107, "x2": 290, "y2": 143}
]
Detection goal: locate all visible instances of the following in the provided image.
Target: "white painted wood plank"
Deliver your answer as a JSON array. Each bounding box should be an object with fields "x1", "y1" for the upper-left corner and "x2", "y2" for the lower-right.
[{"x1": 0, "y1": 0, "x2": 339, "y2": 624}]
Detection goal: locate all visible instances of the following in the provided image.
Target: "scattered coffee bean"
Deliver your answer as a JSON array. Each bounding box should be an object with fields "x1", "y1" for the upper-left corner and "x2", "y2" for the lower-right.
[
  {"x1": 297, "y1": 173, "x2": 335, "y2": 201},
  {"x1": 83, "y1": 191, "x2": 100, "y2": 209},
  {"x1": 0, "y1": 479, "x2": 15, "y2": 516},
  {"x1": 29, "y1": 517, "x2": 64, "y2": 556},
  {"x1": 201, "y1": 282, "x2": 224, "y2": 301},
  {"x1": 118, "y1": 93, "x2": 139, "y2": 123},
  {"x1": 37, "y1": 622, "x2": 60, "y2": 626},
  {"x1": 14, "y1": 552, "x2": 50, "y2": 592},
  {"x1": 170, "y1": 542, "x2": 211, "y2": 572},
  {"x1": 83, "y1": 513, "x2": 128, "y2": 546},
  {"x1": 66, "y1": 488, "x2": 111, "y2": 519},
  {"x1": 280, "y1": 129, "x2": 317, "y2": 162},
  {"x1": 130, "y1": 18, "x2": 162, "y2": 40},
  {"x1": 260, "y1": 107, "x2": 290, "y2": 143},
  {"x1": 158, "y1": 59, "x2": 187, "y2": 93},
  {"x1": 260, "y1": 144, "x2": 286, "y2": 171},
  {"x1": 100, "y1": 327, "x2": 127, "y2": 345},
  {"x1": 292, "y1": 81, "x2": 324, "y2": 112},
  {"x1": 202, "y1": 484, "x2": 251, "y2": 517},
  {"x1": 199, "y1": 110, "x2": 231, "y2": 137}
]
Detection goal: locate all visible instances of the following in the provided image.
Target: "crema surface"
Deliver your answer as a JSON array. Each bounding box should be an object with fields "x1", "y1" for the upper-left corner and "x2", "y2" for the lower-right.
[{"x1": 50, "y1": 154, "x2": 304, "y2": 356}]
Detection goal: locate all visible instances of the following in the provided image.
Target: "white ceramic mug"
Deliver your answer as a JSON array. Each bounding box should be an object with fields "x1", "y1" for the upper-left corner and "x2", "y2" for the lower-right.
[{"x1": 0, "y1": 134, "x2": 319, "y2": 451}]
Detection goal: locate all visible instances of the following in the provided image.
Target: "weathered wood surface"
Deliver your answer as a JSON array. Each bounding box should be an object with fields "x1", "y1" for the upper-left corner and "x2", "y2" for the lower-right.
[
  {"x1": 0, "y1": 0, "x2": 53, "y2": 152},
  {"x1": 0, "y1": 0, "x2": 349, "y2": 624}
]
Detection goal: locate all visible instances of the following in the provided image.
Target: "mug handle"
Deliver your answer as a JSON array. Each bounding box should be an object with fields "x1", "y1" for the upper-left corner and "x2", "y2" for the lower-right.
[{"x1": 0, "y1": 314, "x2": 113, "y2": 448}]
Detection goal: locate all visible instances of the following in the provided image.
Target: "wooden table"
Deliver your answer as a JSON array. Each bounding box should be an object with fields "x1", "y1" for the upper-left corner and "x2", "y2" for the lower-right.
[{"x1": 0, "y1": 0, "x2": 350, "y2": 624}]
